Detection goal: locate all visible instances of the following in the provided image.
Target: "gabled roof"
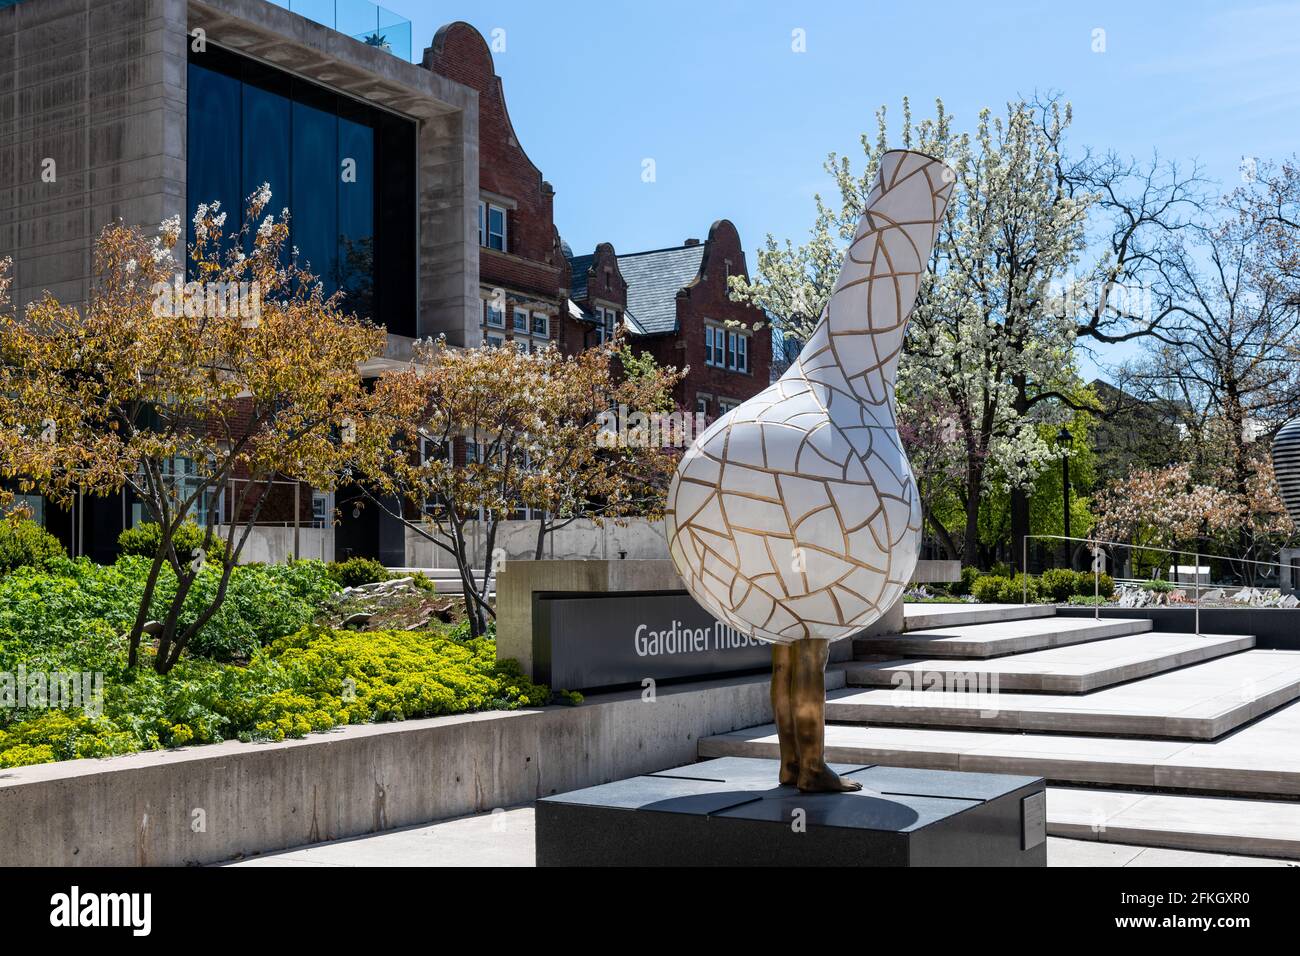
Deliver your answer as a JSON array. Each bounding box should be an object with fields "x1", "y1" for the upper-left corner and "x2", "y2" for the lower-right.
[
  {"x1": 567, "y1": 253, "x2": 594, "y2": 301},
  {"x1": 615, "y1": 243, "x2": 705, "y2": 335}
]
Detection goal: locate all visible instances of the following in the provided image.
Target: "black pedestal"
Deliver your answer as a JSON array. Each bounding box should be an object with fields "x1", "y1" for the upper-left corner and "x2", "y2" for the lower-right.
[{"x1": 536, "y1": 757, "x2": 1046, "y2": 867}]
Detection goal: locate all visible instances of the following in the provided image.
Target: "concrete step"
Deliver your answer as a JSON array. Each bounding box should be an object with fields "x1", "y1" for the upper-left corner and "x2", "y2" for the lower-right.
[
  {"x1": 1048, "y1": 787, "x2": 1300, "y2": 861},
  {"x1": 698, "y1": 697, "x2": 1300, "y2": 796},
  {"x1": 847, "y1": 632, "x2": 1255, "y2": 693},
  {"x1": 901, "y1": 602, "x2": 1056, "y2": 631},
  {"x1": 825, "y1": 650, "x2": 1300, "y2": 739},
  {"x1": 856, "y1": 616, "x2": 1151, "y2": 660}
]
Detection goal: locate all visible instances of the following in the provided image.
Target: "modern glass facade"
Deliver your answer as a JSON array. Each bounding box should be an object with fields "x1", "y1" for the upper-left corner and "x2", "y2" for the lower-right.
[
  {"x1": 268, "y1": 0, "x2": 413, "y2": 62},
  {"x1": 187, "y1": 45, "x2": 416, "y2": 335}
]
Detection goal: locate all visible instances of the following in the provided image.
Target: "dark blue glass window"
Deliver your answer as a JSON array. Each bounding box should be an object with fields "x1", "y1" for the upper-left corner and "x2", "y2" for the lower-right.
[
  {"x1": 337, "y1": 116, "x2": 374, "y2": 317},
  {"x1": 186, "y1": 62, "x2": 241, "y2": 255},
  {"x1": 186, "y1": 46, "x2": 415, "y2": 334},
  {"x1": 293, "y1": 96, "x2": 340, "y2": 297}
]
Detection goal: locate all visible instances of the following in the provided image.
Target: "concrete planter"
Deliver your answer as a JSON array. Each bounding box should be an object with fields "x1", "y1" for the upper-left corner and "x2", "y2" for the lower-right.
[{"x1": 0, "y1": 668, "x2": 848, "y2": 867}]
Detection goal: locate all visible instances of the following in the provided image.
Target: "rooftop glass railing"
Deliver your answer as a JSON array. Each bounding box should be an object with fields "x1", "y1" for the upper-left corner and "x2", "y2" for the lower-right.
[{"x1": 268, "y1": 0, "x2": 413, "y2": 62}]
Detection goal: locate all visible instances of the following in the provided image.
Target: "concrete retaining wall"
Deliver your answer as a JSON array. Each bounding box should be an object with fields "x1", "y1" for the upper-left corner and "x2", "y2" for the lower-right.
[
  {"x1": 219, "y1": 525, "x2": 333, "y2": 564},
  {"x1": 405, "y1": 517, "x2": 670, "y2": 569},
  {"x1": 0, "y1": 668, "x2": 845, "y2": 866}
]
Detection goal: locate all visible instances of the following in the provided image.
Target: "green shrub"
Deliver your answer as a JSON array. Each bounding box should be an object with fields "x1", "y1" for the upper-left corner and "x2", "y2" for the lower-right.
[
  {"x1": 179, "y1": 559, "x2": 340, "y2": 660},
  {"x1": 118, "y1": 521, "x2": 228, "y2": 566},
  {"x1": 327, "y1": 557, "x2": 390, "y2": 589},
  {"x1": 1143, "y1": 578, "x2": 1173, "y2": 593},
  {"x1": 970, "y1": 574, "x2": 1009, "y2": 603},
  {"x1": 0, "y1": 519, "x2": 66, "y2": 576},
  {"x1": 1076, "y1": 571, "x2": 1115, "y2": 600},
  {"x1": 988, "y1": 561, "x2": 1013, "y2": 579},
  {"x1": 0, "y1": 622, "x2": 558, "y2": 767},
  {"x1": 1039, "y1": 568, "x2": 1079, "y2": 603},
  {"x1": 0, "y1": 556, "x2": 340, "y2": 670},
  {"x1": 951, "y1": 565, "x2": 981, "y2": 597},
  {"x1": 1000, "y1": 573, "x2": 1041, "y2": 603}
]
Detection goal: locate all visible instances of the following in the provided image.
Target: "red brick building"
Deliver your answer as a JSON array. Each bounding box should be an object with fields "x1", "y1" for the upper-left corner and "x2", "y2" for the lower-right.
[
  {"x1": 422, "y1": 22, "x2": 573, "y2": 355},
  {"x1": 429, "y1": 21, "x2": 772, "y2": 412},
  {"x1": 568, "y1": 222, "x2": 772, "y2": 417}
]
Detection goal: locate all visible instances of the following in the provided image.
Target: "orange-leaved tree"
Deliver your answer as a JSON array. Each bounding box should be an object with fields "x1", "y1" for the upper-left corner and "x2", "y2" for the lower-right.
[
  {"x1": 522, "y1": 339, "x2": 683, "y2": 560},
  {"x1": 348, "y1": 337, "x2": 682, "y2": 637},
  {"x1": 0, "y1": 187, "x2": 384, "y2": 672},
  {"x1": 349, "y1": 338, "x2": 546, "y2": 638}
]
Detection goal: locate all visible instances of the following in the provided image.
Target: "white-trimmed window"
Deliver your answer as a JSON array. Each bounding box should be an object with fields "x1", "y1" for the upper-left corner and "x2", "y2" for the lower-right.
[
  {"x1": 531, "y1": 312, "x2": 549, "y2": 338},
  {"x1": 696, "y1": 394, "x2": 711, "y2": 415},
  {"x1": 486, "y1": 333, "x2": 503, "y2": 348},
  {"x1": 512, "y1": 308, "x2": 529, "y2": 333},
  {"x1": 478, "y1": 201, "x2": 507, "y2": 251},
  {"x1": 718, "y1": 397, "x2": 740, "y2": 414},
  {"x1": 707, "y1": 324, "x2": 749, "y2": 373},
  {"x1": 705, "y1": 325, "x2": 724, "y2": 367},
  {"x1": 730, "y1": 330, "x2": 748, "y2": 373},
  {"x1": 596, "y1": 306, "x2": 618, "y2": 344},
  {"x1": 486, "y1": 300, "x2": 505, "y2": 328}
]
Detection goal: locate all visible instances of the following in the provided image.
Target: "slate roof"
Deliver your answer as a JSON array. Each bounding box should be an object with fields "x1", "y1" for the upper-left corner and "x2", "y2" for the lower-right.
[
  {"x1": 615, "y1": 244, "x2": 705, "y2": 335},
  {"x1": 567, "y1": 253, "x2": 594, "y2": 301}
]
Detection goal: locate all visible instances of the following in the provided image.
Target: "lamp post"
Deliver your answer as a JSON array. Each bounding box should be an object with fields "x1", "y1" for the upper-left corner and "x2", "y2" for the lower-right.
[{"x1": 1057, "y1": 426, "x2": 1072, "y2": 569}]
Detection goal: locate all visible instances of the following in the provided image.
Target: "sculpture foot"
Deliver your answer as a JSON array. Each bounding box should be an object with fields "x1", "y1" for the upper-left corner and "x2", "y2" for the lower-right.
[
  {"x1": 797, "y1": 762, "x2": 863, "y2": 794},
  {"x1": 779, "y1": 759, "x2": 799, "y2": 786}
]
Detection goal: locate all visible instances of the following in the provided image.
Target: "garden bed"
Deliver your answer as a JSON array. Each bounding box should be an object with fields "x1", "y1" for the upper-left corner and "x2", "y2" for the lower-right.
[{"x1": 0, "y1": 554, "x2": 558, "y2": 769}]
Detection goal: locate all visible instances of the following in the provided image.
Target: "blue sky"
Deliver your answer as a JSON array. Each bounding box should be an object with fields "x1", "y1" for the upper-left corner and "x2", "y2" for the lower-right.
[{"x1": 382, "y1": 0, "x2": 1300, "y2": 377}]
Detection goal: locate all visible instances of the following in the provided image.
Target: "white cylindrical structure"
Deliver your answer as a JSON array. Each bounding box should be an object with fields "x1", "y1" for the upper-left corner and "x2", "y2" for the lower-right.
[
  {"x1": 1272, "y1": 418, "x2": 1300, "y2": 525},
  {"x1": 666, "y1": 150, "x2": 955, "y2": 644}
]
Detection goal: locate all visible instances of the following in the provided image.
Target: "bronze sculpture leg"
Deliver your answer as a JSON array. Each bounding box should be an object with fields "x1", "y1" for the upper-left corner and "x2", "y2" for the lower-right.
[
  {"x1": 771, "y1": 639, "x2": 864, "y2": 793},
  {"x1": 770, "y1": 644, "x2": 799, "y2": 785}
]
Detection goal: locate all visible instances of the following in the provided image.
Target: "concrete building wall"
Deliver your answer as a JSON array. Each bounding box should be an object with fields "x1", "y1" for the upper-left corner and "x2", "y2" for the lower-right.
[
  {"x1": 0, "y1": 0, "x2": 188, "y2": 311},
  {"x1": 1, "y1": 0, "x2": 480, "y2": 349}
]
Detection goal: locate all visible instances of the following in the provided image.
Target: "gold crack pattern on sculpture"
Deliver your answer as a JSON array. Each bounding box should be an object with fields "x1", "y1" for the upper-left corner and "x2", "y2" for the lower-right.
[{"x1": 666, "y1": 150, "x2": 955, "y2": 644}]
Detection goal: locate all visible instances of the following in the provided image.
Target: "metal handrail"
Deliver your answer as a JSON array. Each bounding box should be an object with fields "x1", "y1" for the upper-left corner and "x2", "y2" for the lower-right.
[{"x1": 1021, "y1": 533, "x2": 1297, "y2": 638}]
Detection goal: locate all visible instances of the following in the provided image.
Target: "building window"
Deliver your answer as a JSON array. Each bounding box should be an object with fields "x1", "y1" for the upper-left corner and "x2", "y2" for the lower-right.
[
  {"x1": 696, "y1": 394, "x2": 711, "y2": 416},
  {"x1": 187, "y1": 45, "x2": 416, "y2": 336},
  {"x1": 486, "y1": 334, "x2": 503, "y2": 348},
  {"x1": 6, "y1": 494, "x2": 45, "y2": 526},
  {"x1": 731, "y1": 331, "x2": 748, "y2": 373},
  {"x1": 718, "y1": 397, "x2": 740, "y2": 414},
  {"x1": 531, "y1": 312, "x2": 549, "y2": 338},
  {"x1": 513, "y1": 308, "x2": 529, "y2": 333},
  {"x1": 706, "y1": 324, "x2": 748, "y2": 373},
  {"x1": 478, "y1": 201, "x2": 507, "y2": 251},
  {"x1": 311, "y1": 491, "x2": 331, "y2": 527},
  {"x1": 486, "y1": 300, "x2": 505, "y2": 328},
  {"x1": 596, "y1": 307, "x2": 617, "y2": 344},
  {"x1": 705, "y1": 325, "x2": 725, "y2": 367}
]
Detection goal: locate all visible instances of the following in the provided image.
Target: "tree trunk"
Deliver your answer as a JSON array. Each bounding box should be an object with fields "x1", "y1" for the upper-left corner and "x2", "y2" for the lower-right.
[
  {"x1": 925, "y1": 506, "x2": 960, "y2": 561},
  {"x1": 1010, "y1": 376, "x2": 1031, "y2": 572},
  {"x1": 962, "y1": 478, "x2": 981, "y2": 567},
  {"x1": 534, "y1": 514, "x2": 547, "y2": 561}
]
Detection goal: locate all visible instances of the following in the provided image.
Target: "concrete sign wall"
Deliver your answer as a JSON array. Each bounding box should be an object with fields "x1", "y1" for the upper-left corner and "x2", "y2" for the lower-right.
[{"x1": 534, "y1": 591, "x2": 772, "y2": 691}]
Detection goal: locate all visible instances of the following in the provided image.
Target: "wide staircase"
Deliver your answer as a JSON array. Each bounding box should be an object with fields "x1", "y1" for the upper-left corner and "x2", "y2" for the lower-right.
[{"x1": 700, "y1": 603, "x2": 1300, "y2": 861}]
